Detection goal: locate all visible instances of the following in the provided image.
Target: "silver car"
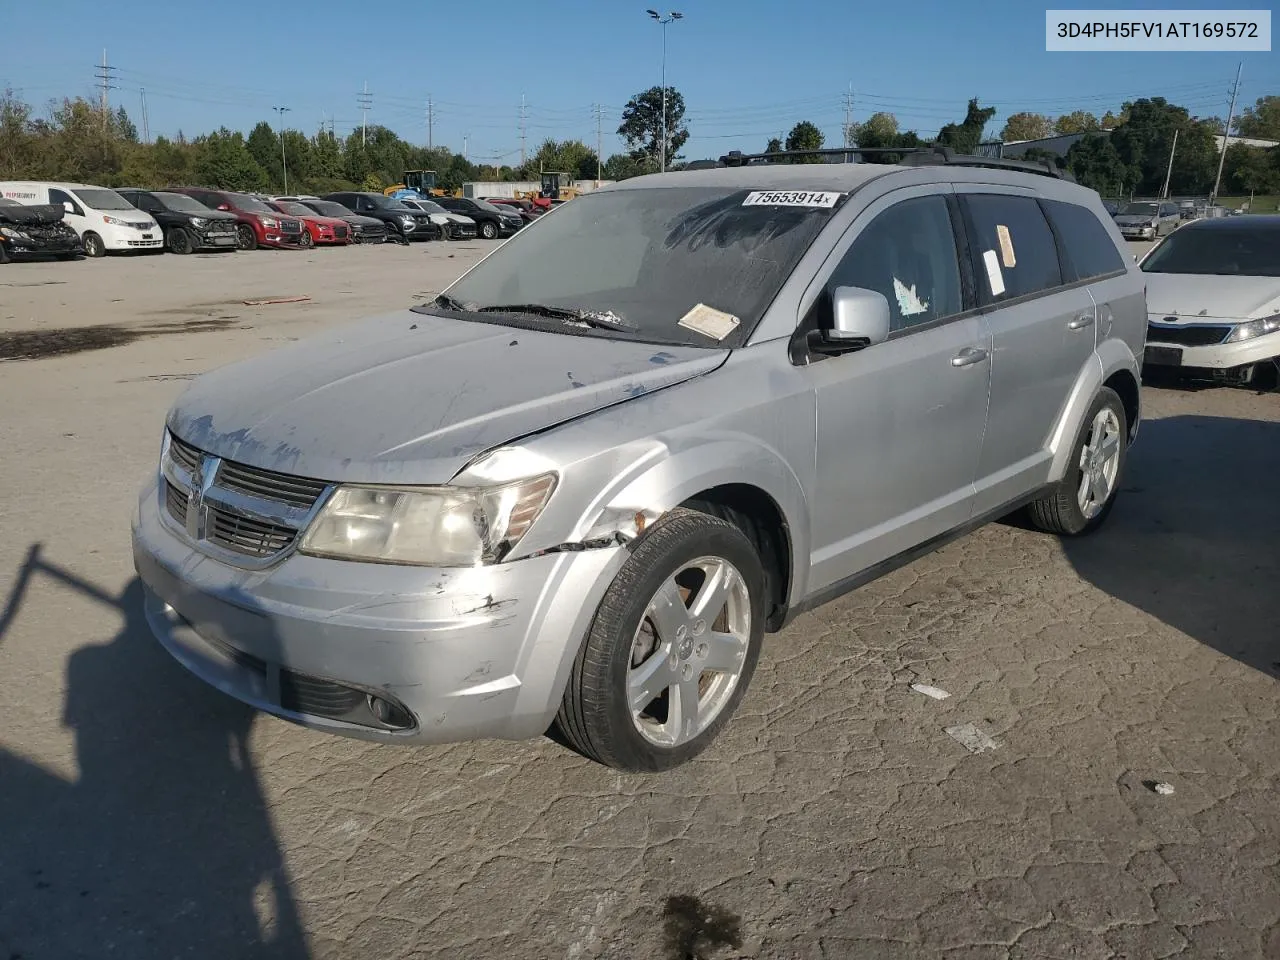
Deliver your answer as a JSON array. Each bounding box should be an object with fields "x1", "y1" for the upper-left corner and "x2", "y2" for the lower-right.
[
  {"x1": 1141, "y1": 215, "x2": 1280, "y2": 386},
  {"x1": 1115, "y1": 199, "x2": 1182, "y2": 241},
  {"x1": 132, "y1": 158, "x2": 1147, "y2": 771}
]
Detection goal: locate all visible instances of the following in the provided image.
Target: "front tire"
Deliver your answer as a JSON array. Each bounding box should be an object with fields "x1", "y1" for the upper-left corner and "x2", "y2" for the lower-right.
[
  {"x1": 480, "y1": 219, "x2": 498, "y2": 240},
  {"x1": 236, "y1": 224, "x2": 258, "y2": 251},
  {"x1": 82, "y1": 232, "x2": 106, "y2": 258},
  {"x1": 298, "y1": 228, "x2": 314, "y2": 249},
  {"x1": 167, "y1": 227, "x2": 194, "y2": 254},
  {"x1": 555, "y1": 508, "x2": 766, "y2": 772},
  {"x1": 1026, "y1": 387, "x2": 1127, "y2": 536}
]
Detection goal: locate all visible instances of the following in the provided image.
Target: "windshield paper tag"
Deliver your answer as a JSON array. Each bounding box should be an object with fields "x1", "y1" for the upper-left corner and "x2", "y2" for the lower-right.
[
  {"x1": 996, "y1": 224, "x2": 1016, "y2": 268},
  {"x1": 982, "y1": 249, "x2": 1006, "y2": 297},
  {"x1": 743, "y1": 191, "x2": 841, "y2": 208},
  {"x1": 678, "y1": 303, "x2": 740, "y2": 340}
]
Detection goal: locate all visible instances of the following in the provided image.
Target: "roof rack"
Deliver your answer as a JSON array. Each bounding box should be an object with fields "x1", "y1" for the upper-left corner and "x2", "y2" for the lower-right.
[{"x1": 714, "y1": 145, "x2": 1074, "y2": 182}]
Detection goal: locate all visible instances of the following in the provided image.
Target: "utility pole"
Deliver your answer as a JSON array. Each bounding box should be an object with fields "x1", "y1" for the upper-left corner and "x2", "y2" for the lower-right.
[
  {"x1": 1211, "y1": 61, "x2": 1243, "y2": 204},
  {"x1": 94, "y1": 49, "x2": 116, "y2": 133},
  {"x1": 646, "y1": 10, "x2": 685, "y2": 174},
  {"x1": 1160, "y1": 128, "x2": 1179, "y2": 200},
  {"x1": 463, "y1": 133, "x2": 469, "y2": 163},
  {"x1": 426, "y1": 95, "x2": 434, "y2": 150},
  {"x1": 357, "y1": 82, "x2": 372, "y2": 147},
  {"x1": 843, "y1": 83, "x2": 855, "y2": 162},
  {"x1": 519, "y1": 93, "x2": 527, "y2": 167},
  {"x1": 139, "y1": 88, "x2": 150, "y2": 144},
  {"x1": 273, "y1": 106, "x2": 292, "y2": 194},
  {"x1": 594, "y1": 103, "x2": 603, "y2": 184}
]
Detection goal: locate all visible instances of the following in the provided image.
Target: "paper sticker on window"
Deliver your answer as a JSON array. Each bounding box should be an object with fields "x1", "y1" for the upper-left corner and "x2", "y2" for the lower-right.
[
  {"x1": 677, "y1": 303, "x2": 740, "y2": 340},
  {"x1": 996, "y1": 224, "x2": 1016, "y2": 268},
  {"x1": 982, "y1": 249, "x2": 1006, "y2": 296},
  {"x1": 893, "y1": 277, "x2": 930, "y2": 317},
  {"x1": 742, "y1": 191, "x2": 841, "y2": 208}
]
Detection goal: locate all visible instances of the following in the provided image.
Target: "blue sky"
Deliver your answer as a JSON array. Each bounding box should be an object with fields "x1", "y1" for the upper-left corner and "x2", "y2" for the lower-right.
[{"x1": 3, "y1": 0, "x2": 1276, "y2": 163}]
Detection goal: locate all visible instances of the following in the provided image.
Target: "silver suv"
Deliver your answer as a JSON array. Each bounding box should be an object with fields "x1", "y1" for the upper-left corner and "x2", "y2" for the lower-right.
[{"x1": 133, "y1": 150, "x2": 1146, "y2": 771}]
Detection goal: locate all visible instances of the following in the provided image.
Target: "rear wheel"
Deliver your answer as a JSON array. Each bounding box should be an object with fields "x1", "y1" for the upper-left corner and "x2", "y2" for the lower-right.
[
  {"x1": 480, "y1": 219, "x2": 498, "y2": 240},
  {"x1": 1026, "y1": 387, "x2": 1127, "y2": 536},
  {"x1": 236, "y1": 224, "x2": 257, "y2": 251},
  {"x1": 167, "y1": 227, "x2": 194, "y2": 254},
  {"x1": 555, "y1": 508, "x2": 766, "y2": 771},
  {"x1": 82, "y1": 232, "x2": 106, "y2": 258}
]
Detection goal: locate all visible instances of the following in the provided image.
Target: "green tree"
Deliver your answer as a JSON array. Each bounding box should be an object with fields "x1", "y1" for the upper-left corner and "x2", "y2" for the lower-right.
[
  {"x1": 784, "y1": 120, "x2": 824, "y2": 161},
  {"x1": 192, "y1": 128, "x2": 268, "y2": 191},
  {"x1": 310, "y1": 129, "x2": 344, "y2": 182},
  {"x1": 1099, "y1": 107, "x2": 1129, "y2": 130},
  {"x1": 1055, "y1": 110, "x2": 1101, "y2": 135},
  {"x1": 849, "y1": 111, "x2": 899, "y2": 148},
  {"x1": 1109, "y1": 98, "x2": 1217, "y2": 195},
  {"x1": 1222, "y1": 143, "x2": 1280, "y2": 194},
  {"x1": 1064, "y1": 134, "x2": 1131, "y2": 196},
  {"x1": 0, "y1": 89, "x2": 39, "y2": 178},
  {"x1": 765, "y1": 137, "x2": 782, "y2": 155},
  {"x1": 602, "y1": 152, "x2": 650, "y2": 180},
  {"x1": 1235, "y1": 95, "x2": 1280, "y2": 140},
  {"x1": 1000, "y1": 112, "x2": 1054, "y2": 142},
  {"x1": 937, "y1": 98, "x2": 997, "y2": 155},
  {"x1": 618, "y1": 86, "x2": 688, "y2": 167},
  {"x1": 47, "y1": 98, "x2": 123, "y2": 184},
  {"x1": 527, "y1": 138, "x2": 598, "y2": 180},
  {"x1": 114, "y1": 106, "x2": 138, "y2": 143}
]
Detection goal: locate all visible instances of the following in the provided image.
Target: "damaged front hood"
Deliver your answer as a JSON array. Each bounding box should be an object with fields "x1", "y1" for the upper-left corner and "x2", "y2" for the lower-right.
[
  {"x1": 0, "y1": 204, "x2": 66, "y2": 225},
  {"x1": 168, "y1": 310, "x2": 726, "y2": 485},
  {"x1": 1145, "y1": 273, "x2": 1280, "y2": 320}
]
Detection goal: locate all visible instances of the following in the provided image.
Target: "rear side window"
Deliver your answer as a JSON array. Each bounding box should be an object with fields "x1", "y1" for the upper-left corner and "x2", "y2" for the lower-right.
[
  {"x1": 962, "y1": 194, "x2": 1062, "y2": 303},
  {"x1": 1041, "y1": 199, "x2": 1127, "y2": 281}
]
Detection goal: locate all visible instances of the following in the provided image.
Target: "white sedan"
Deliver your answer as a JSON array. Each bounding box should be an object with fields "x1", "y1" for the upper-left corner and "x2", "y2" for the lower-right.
[{"x1": 1141, "y1": 215, "x2": 1280, "y2": 387}]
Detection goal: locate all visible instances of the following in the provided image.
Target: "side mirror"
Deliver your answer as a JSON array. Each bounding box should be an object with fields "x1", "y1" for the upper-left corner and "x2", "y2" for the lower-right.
[
  {"x1": 63, "y1": 201, "x2": 75, "y2": 214},
  {"x1": 811, "y1": 286, "x2": 891, "y2": 355}
]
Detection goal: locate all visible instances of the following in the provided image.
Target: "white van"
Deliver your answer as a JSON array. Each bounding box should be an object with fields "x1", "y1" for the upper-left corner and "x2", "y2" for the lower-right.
[{"x1": 0, "y1": 181, "x2": 162, "y2": 257}]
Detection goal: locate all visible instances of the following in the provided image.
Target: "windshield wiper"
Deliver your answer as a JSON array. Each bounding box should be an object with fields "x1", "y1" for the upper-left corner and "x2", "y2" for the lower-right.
[
  {"x1": 476, "y1": 303, "x2": 636, "y2": 331},
  {"x1": 431, "y1": 292, "x2": 473, "y2": 312}
]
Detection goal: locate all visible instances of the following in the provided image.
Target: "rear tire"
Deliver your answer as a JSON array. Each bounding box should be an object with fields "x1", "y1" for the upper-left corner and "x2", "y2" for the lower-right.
[
  {"x1": 82, "y1": 232, "x2": 106, "y2": 258},
  {"x1": 1026, "y1": 387, "x2": 1127, "y2": 536},
  {"x1": 554, "y1": 507, "x2": 766, "y2": 772}
]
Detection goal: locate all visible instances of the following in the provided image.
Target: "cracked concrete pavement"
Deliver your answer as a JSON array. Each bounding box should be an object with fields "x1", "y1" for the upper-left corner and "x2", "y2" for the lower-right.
[{"x1": 1, "y1": 242, "x2": 1276, "y2": 959}]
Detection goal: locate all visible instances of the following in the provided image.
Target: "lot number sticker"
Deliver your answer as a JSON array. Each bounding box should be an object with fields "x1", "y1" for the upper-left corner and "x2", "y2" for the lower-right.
[
  {"x1": 677, "y1": 303, "x2": 741, "y2": 340},
  {"x1": 743, "y1": 191, "x2": 841, "y2": 208}
]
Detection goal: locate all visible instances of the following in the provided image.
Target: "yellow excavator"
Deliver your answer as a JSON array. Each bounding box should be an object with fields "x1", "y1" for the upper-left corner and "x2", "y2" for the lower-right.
[
  {"x1": 516, "y1": 171, "x2": 578, "y2": 203},
  {"x1": 383, "y1": 170, "x2": 451, "y2": 198}
]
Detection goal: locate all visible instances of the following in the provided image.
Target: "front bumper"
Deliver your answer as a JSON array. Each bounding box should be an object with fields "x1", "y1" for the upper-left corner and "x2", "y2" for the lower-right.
[
  {"x1": 132, "y1": 477, "x2": 627, "y2": 745},
  {"x1": 1, "y1": 236, "x2": 81, "y2": 257},
  {"x1": 1145, "y1": 327, "x2": 1280, "y2": 371},
  {"x1": 1120, "y1": 225, "x2": 1157, "y2": 239},
  {"x1": 196, "y1": 231, "x2": 238, "y2": 250}
]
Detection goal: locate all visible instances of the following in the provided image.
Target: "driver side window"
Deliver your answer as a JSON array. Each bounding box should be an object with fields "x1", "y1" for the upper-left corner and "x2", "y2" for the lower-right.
[
  {"x1": 826, "y1": 195, "x2": 963, "y2": 332},
  {"x1": 49, "y1": 188, "x2": 83, "y2": 217}
]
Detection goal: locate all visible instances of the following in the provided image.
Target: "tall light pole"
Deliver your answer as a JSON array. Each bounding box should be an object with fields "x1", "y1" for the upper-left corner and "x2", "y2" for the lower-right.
[
  {"x1": 646, "y1": 9, "x2": 683, "y2": 173},
  {"x1": 273, "y1": 105, "x2": 291, "y2": 194}
]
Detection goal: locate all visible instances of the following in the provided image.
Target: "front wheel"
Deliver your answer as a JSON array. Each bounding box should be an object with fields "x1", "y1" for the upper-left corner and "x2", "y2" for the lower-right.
[
  {"x1": 82, "y1": 232, "x2": 106, "y2": 258},
  {"x1": 555, "y1": 508, "x2": 766, "y2": 771},
  {"x1": 480, "y1": 220, "x2": 498, "y2": 240},
  {"x1": 298, "y1": 229, "x2": 314, "y2": 249},
  {"x1": 1026, "y1": 387, "x2": 1127, "y2": 536},
  {"x1": 236, "y1": 224, "x2": 258, "y2": 251},
  {"x1": 167, "y1": 227, "x2": 194, "y2": 254}
]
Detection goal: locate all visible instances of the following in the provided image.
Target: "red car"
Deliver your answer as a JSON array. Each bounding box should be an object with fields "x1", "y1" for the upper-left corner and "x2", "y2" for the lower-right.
[
  {"x1": 169, "y1": 187, "x2": 305, "y2": 250},
  {"x1": 267, "y1": 198, "x2": 353, "y2": 246}
]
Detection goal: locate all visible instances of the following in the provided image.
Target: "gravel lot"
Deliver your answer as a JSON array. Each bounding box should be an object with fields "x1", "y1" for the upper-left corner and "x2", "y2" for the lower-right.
[{"x1": 1, "y1": 241, "x2": 1277, "y2": 960}]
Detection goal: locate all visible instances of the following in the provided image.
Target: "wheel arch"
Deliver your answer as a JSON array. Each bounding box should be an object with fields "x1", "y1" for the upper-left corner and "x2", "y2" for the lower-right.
[{"x1": 1047, "y1": 342, "x2": 1140, "y2": 483}]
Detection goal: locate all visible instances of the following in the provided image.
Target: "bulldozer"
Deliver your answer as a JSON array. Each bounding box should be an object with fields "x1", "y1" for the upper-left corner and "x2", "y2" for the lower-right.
[
  {"x1": 383, "y1": 170, "x2": 449, "y2": 198},
  {"x1": 516, "y1": 171, "x2": 578, "y2": 203}
]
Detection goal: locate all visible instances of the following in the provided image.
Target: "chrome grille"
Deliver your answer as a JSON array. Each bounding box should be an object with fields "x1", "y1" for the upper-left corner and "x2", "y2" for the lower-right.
[
  {"x1": 334, "y1": 225, "x2": 349, "y2": 239},
  {"x1": 217, "y1": 460, "x2": 328, "y2": 508},
  {"x1": 281, "y1": 219, "x2": 302, "y2": 234},
  {"x1": 209, "y1": 509, "x2": 295, "y2": 557},
  {"x1": 162, "y1": 431, "x2": 331, "y2": 563}
]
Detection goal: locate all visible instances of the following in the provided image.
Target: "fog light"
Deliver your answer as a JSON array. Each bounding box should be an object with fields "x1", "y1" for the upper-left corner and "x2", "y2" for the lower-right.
[{"x1": 368, "y1": 694, "x2": 413, "y2": 729}]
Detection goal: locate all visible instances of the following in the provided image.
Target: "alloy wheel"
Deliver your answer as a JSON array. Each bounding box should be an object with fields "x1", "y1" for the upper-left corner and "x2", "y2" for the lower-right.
[{"x1": 1077, "y1": 407, "x2": 1122, "y2": 519}]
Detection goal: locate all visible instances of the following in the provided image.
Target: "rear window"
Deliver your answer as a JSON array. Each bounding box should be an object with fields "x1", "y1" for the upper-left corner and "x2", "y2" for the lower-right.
[
  {"x1": 962, "y1": 194, "x2": 1063, "y2": 302},
  {"x1": 1041, "y1": 199, "x2": 1127, "y2": 281}
]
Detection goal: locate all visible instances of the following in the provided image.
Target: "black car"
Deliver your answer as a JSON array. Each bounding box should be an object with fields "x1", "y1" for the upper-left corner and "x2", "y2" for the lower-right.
[
  {"x1": 279, "y1": 197, "x2": 388, "y2": 244},
  {"x1": 435, "y1": 197, "x2": 523, "y2": 239},
  {"x1": 117, "y1": 189, "x2": 240, "y2": 253},
  {"x1": 0, "y1": 198, "x2": 82, "y2": 262},
  {"x1": 321, "y1": 192, "x2": 441, "y2": 243}
]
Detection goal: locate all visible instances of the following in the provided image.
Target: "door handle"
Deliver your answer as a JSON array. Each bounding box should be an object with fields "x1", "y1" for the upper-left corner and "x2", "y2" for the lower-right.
[
  {"x1": 1068, "y1": 312, "x2": 1095, "y2": 330},
  {"x1": 951, "y1": 346, "x2": 989, "y2": 367}
]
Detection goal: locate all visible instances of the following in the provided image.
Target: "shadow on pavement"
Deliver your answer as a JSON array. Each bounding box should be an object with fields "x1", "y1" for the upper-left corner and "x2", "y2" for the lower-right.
[
  {"x1": 0, "y1": 545, "x2": 310, "y2": 960},
  {"x1": 1062, "y1": 415, "x2": 1280, "y2": 678}
]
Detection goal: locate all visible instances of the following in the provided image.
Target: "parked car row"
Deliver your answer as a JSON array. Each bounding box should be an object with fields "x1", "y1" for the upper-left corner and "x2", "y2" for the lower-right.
[{"x1": 0, "y1": 180, "x2": 519, "y2": 262}]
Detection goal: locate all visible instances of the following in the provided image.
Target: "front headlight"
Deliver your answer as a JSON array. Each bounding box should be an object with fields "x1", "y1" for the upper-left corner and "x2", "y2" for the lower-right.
[
  {"x1": 299, "y1": 474, "x2": 556, "y2": 566},
  {"x1": 103, "y1": 215, "x2": 127, "y2": 226},
  {"x1": 400, "y1": 215, "x2": 416, "y2": 225},
  {"x1": 258, "y1": 216, "x2": 279, "y2": 227},
  {"x1": 0, "y1": 226, "x2": 30, "y2": 241},
  {"x1": 1224, "y1": 315, "x2": 1280, "y2": 343},
  {"x1": 189, "y1": 216, "x2": 208, "y2": 228}
]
